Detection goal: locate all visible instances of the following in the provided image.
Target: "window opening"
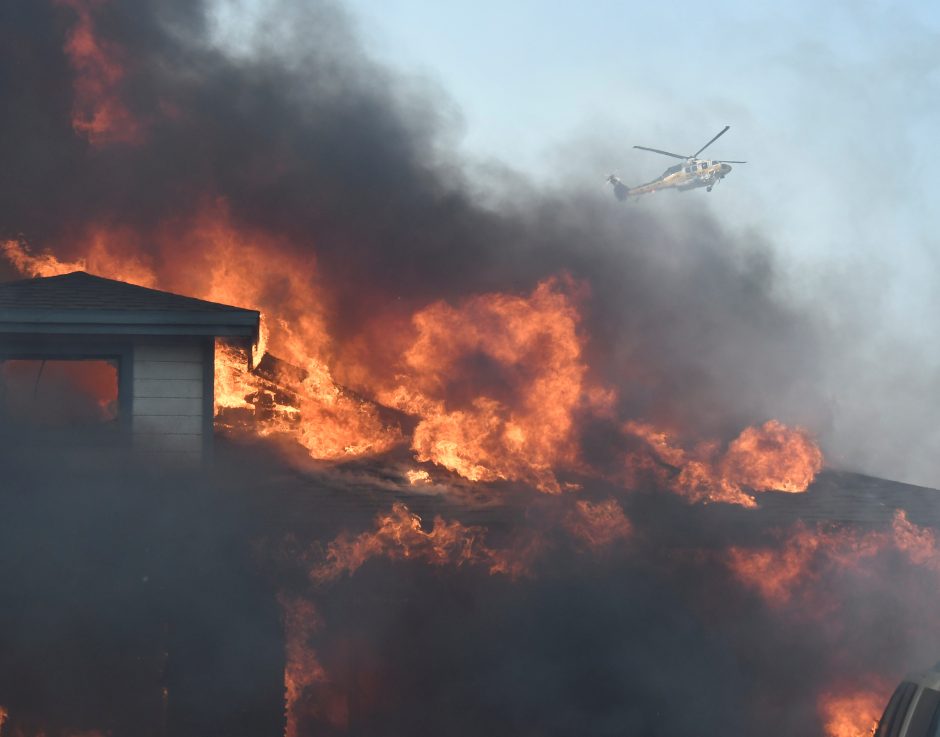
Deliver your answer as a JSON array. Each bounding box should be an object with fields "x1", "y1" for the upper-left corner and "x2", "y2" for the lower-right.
[{"x1": 0, "y1": 359, "x2": 119, "y2": 427}]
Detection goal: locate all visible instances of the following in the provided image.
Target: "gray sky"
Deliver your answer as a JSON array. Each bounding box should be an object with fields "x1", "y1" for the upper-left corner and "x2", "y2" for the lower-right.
[{"x1": 208, "y1": 0, "x2": 940, "y2": 487}]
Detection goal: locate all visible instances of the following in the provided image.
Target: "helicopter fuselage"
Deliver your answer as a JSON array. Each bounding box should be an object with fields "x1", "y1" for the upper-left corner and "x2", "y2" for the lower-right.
[{"x1": 630, "y1": 159, "x2": 733, "y2": 196}]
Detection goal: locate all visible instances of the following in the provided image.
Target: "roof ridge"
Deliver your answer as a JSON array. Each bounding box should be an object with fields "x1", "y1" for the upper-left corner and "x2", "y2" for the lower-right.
[{"x1": 0, "y1": 270, "x2": 259, "y2": 314}]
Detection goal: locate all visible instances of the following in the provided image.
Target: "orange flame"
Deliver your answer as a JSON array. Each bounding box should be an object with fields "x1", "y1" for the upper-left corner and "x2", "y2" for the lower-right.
[
  {"x1": 2, "y1": 231, "x2": 823, "y2": 494},
  {"x1": 564, "y1": 499, "x2": 633, "y2": 551},
  {"x1": 279, "y1": 595, "x2": 348, "y2": 737},
  {"x1": 624, "y1": 419, "x2": 823, "y2": 506},
  {"x1": 1, "y1": 237, "x2": 155, "y2": 286},
  {"x1": 378, "y1": 278, "x2": 608, "y2": 493},
  {"x1": 728, "y1": 510, "x2": 938, "y2": 606},
  {"x1": 311, "y1": 502, "x2": 533, "y2": 583},
  {"x1": 892, "y1": 509, "x2": 940, "y2": 569},
  {"x1": 726, "y1": 524, "x2": 831, "y2": 605},
  {"x1": 56, "y1": 0, "x2": 144, "y2": 146},
  {"x1": 723, "y1": 420, "x2": 824, "y2": 493},
  {"x1": 406, "y1": 468, "x2": 432, "y2": 485},
  {"x1": 3, "y1": 208, "x2": 401, "y2": 461},
  {"x1": 311, "y1": 503, "x2": 487, "y2": 583},
  {"x1": 819, "y1": 687, "x2": 886, "y2": 737}
]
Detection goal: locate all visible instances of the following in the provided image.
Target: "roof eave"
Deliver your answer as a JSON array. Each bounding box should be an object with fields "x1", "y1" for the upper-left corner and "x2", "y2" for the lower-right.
[
  {"x1": 0, "y1": 323, "x2": 258, "y2": 337},
  {"x1": 0, "y1": 308, "x2": 260, "y2": 338}
]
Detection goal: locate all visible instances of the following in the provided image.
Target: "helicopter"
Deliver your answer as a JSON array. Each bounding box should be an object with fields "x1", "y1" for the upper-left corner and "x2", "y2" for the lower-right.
[{"x1": 607, "y1": 125, "x2": 746, "y2": 201}]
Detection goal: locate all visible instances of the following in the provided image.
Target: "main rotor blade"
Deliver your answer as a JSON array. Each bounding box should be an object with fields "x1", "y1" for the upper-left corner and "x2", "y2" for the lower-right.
[
  {"x1": 633, "y1": 145, "x2": 688, "y2": 159},
  {"x1": 693, "y1": 125, "x2": 730, "y2": 158},
  {"x1": 716, "y1": 160, "x2": 746, "y2": 164}
]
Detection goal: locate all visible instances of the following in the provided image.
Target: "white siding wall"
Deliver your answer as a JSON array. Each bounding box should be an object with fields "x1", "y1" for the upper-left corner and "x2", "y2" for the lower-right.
[{"x1": 132, "y1": 341, "x2": 206, "y2": 464}]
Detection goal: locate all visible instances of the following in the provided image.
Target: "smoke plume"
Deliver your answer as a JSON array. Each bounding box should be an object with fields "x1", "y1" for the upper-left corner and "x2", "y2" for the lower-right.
[{"x1": 0, "y1": 0, "x2": 826, "y2": 455}]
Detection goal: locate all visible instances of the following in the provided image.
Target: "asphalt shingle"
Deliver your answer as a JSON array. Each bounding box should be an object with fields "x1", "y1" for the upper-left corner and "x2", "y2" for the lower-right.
[{"x1": 0, "y1": 271, "x2": 255, "y2": 314}]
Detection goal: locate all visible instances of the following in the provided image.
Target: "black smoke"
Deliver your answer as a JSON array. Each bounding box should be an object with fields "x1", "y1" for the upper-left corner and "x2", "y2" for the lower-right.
[
  {"x1": 0, "y1": 418, "x2": 287, "y2": 736},
  {"x1": 0, "y1": 0, "x2": 827, "y2": 445},
  {"x1": 5, "y1": 409, "x2": 940, "y2": 737}
]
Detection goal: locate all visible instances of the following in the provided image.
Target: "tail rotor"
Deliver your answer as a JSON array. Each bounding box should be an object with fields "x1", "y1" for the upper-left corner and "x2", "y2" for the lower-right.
[{"x1": 606, "y1": 174, "x2": 629, "y2": 201}]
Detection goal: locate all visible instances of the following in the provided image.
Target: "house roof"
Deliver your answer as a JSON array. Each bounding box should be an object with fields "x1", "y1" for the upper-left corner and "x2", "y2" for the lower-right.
[{"x1": 0, "y1": 271, "x2": 260, "y2": 337}]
